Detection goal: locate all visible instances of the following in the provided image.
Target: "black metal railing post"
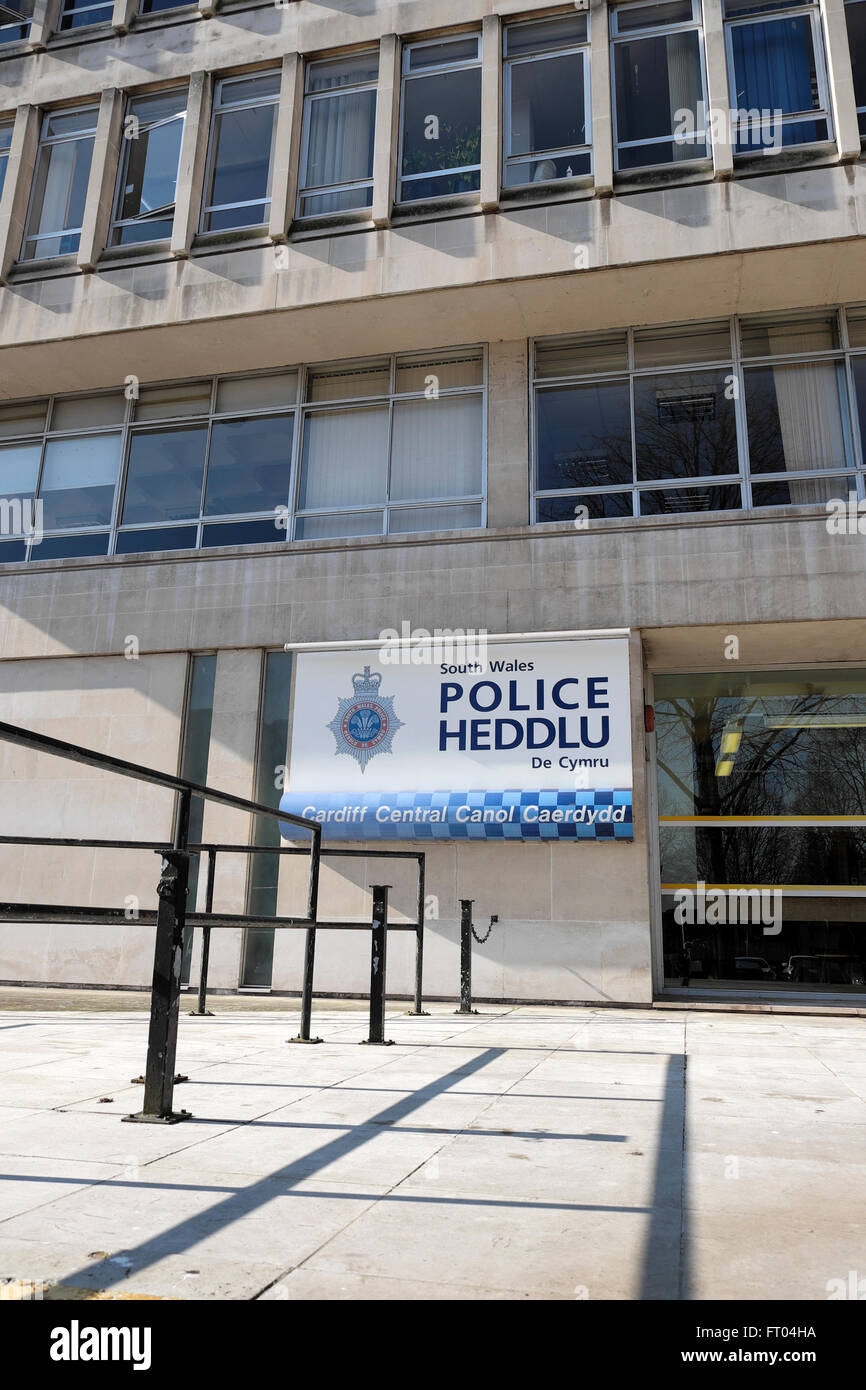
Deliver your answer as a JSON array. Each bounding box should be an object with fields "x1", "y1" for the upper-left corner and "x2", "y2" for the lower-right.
[
  {"x1": 124, "y1": 790, "x2": 192, "y2": 1124},
  {"x1": 362, "y1": 884, "x2": 393, "y2": 1045},
  {"x1": 407, "y1": 853, "x2": 428, "y2": 1015},
  {"x1": 455, "y1": 898, "x2": 478, "y2": 1015},
  {"x1": 190, "y1": 847, "x2": 216, "y2": 1017},
  {"x1": 289, "y1": 825, "x2": 323, "y2": 1044}
]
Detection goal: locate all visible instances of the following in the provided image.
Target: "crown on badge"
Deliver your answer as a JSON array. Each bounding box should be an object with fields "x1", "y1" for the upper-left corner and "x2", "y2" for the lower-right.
[{"x1": 352, "y1": 665, "x2": 382, "y2": 696}]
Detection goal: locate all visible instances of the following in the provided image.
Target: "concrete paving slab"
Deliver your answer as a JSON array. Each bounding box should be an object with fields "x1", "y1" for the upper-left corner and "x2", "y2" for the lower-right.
[{"x1": 0, "y1": 999, "x2": 862, "y2": 1300}]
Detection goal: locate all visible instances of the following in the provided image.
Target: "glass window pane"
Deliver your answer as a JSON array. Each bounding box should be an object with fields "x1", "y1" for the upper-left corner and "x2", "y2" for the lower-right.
[
  {"x1": 614, "y1": 31, "x2": 705, "y2": 163},
  {"x1": 308, "y1": 53, "x2": 379, "y2": 91},
  {"x1": 633, "y1": 321, "x2": 732, "y2": 367},
  {"x1": 508, "y1": 51, "x2": 586, "y2": 162},
  {"x1": 536, "y1": 382, "x2": 633, "y2": 490},
  {"x1": 847, "y1": 310, "x2": 866, "y2": 348},
  {"x1": 536, "y1": 492, "x2": 634, "y2": 521},
  {"x1": 634, "y1": 370, "x2": 739, "y2": 480},
  {"x1": 390, "y1": 396, "x2": 482, "y2": 501},
  {"x1": 740, "y1": 314, "x2": 840, "y2": 356},
  {"x1": 50, "y1": 393, "x2": 125, "y2": 431},
  {"x1": 205, "y1": 102, "x2": 277, "y2": 230},
  {"x1": 122, "y1": 426, "x2": 207, "y2": 523},
  {"x1": 201, "y1": 519, "x2": 281, "y2": 547},
  {"x1": 639, "y1": 483, "x2": 742, "y2": 513},
  {"x1": 655, "y1": 667, "x2": 866, "y2": 817},
  {"x1": 751, "y1": 475, "x2": 851, "y2": 506},
  {"x1": 115, "y1": 526, "x2": 197, "y2": 553},
  {"x1": 401, "y1": 67, "x2": 481, "y2": 199},
  {"x1": 852, "y1": 356, "x2": 866, "y2": 445},
  {"x1": 505, "y1": 15, "x2": 587, "y2": 56},
  {"x1": 730, "y1": 15, "x2": 820, "y2": 119},
  {"x1": 140, "y1": 0, "x2": 193, "y2": 12},
  {"x1": 299, "y1": 186, "x2": 373, "y2": 217},
  {"x1": 39, "y1": 434, "x2": 121, "y2": 529},
  {"x1": 306, "y1": 362, "x2": 390, "y2": 402},
  {"x1": 216, "y1": 372, "x2": 298, "y2": 413},
  {"x1": 616, "y1": 2, "x2": 694, "y2": 32},
  {"x1": 395, "y1": 352, "x2": 483, "y2": 393},
  {"x1": 388, "y1": 503, "x2": 482, "y2": 532},
  {"x1": 295, "y1": 510, "x2": 383, "y2": 539},
  {"x1": 204, "y1": 415, "x2": 292, "y2": 515},
  {"x1": 535, "y1": 333, "x2": 629, "y2": 378},
  {"x1": 0, "y1": 443, "x2": 41, "y2": 522},
  {"x1": 0, "y1": 400, "x2": 48, "y2": 438},
  {"x1": 303, "y1": 88, "x2": 376, "y2": 194},
  {"x1": 745, "y1": 363, "x2": 851, "y2": 473},
  {"x1": 0, "y1": 122, "x2": 13, "y2": 202},
  {"x1": 32, "y1": 533, "x2": 109, "y2": 559},
  {"x1": 505, "y1": 152, "x2": 591, "y2": 185},
  {"x1": 112, "y1": 93, "x2": 185, "y2": 245},
  {"x1": 135, "y1": 382, "x2": 211, "y2": 420},
  {"x1": 298, "y1": 407, "x2": 389, "y2": 509},
  {"x1": 847, "y1": 0, "x2": 866, "y2": 112},
  {"x1": 23, "y1": 123, "x2": 96, "y2": 259},
  {"x1": 59, "y1": 0, "x2": 113, "y2": 29},
  {"x1": 407, "y1": 38, "x2": 479, "y2": 70}
]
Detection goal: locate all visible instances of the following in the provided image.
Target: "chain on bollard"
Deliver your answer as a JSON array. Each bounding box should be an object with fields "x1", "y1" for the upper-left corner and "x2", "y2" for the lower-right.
[{"x1": 455, "y1": 900, "x2": 497, "y2": 1015}]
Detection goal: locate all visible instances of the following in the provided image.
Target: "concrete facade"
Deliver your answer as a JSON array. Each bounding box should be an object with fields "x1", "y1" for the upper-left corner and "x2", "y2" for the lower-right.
[{"x1": 0, "y1": 0, "x2": 865, "y2": 1004}]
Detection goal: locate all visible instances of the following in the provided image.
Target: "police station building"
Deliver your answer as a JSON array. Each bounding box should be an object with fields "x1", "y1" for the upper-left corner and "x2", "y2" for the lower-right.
[{"x1": 1, "y1": 0, "x2": 866, "y2": 1006}]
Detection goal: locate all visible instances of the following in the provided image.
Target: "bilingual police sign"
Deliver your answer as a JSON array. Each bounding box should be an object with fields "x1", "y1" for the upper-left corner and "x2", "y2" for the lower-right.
[{"x1": 279, "y1": 635, "x2": 633, "y2": 842}]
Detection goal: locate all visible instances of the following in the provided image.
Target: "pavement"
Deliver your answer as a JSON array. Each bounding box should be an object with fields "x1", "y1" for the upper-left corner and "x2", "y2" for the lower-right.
[{"x1": 0, "y1": 992, "x2": 864, "y2": 1301}]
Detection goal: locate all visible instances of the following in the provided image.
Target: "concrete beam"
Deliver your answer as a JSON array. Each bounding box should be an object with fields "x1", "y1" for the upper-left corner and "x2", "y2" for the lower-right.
[
  {"x1": 78, "y1": 89, "x2": 124, "y2": 273},
  {"x1": 269, "y1": 52, "x2": 303, "y2": 242},
  {"x1": 26, "y1": 0, "x2": 61, "y2": 51},
  {"x1": 589, "y1": 0, "x2": 613, "y2": 194},
  {"x1": 702, "y1": 0, "x2": 734, "y2": 178},
  {"x1": 372, "y1": 34, "x2": 399, "y2": 228},
  {"x1": 480, "y1": 14, "x2": 501, "y2": 212},
  {"x1": 822, "y1": 0, "x2": 862, "y2": 161},
  {"x1": 0, "y1": 104, "x2": 38, "y2": 283},
  {"x1": 486, "y1": 340, "x2": 530, "y2": 528},
  {"x1": 171, "y1": 70, "x2": 211, "y2": 258},
  {"x1": 111, "y1": 0, "x2": 136, "y2": 34}
]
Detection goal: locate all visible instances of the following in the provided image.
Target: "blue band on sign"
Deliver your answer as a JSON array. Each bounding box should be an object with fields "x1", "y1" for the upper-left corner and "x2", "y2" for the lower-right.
[{"x1": 279, "y1": 789, "x2": 633, "y2": 841}]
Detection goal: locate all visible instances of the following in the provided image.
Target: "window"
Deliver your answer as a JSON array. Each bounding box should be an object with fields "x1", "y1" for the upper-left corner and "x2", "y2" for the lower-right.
[
  {"x1": 21, "y1": 108, "x2": 98, "y2": 262},
  {"x1": 57, "y1": 0, "x2": 113, "y2": 29},
  {"x1": 0, "y1": 351, "x2": 487, "y2": 564},
  {"x1": 724, "y1": 0, "x2": 831, "y2": 153},
  {"x1": 610, "y1": 0, "x2": 709, "y2": 171},
  {"x1": 0, "y1": 122, "x2": 12, "y2": 203},
  {"x1": 110, "y1": 89, "x2": 186, "y2": 247},
  {"x1": 533, "y1": 310, "x2": 865, "y2": 522},
  {"x1": 503, "y1": 14, "x2": 591, "y2": 188},
  {"x1": 202, "y1": 72, "x2": 280, "y2": 234},
  {"x1": 298, "y1": 52, "x2": 378, "y2": 218},
  {"x1": 399, "y1": 35, "x2": 481, "y2": 203},
  {"x1": 295, "y1": 349, "x2": 485, "y2": 538},
  {"x1": 139, "y1": 0, "x2": 194, "y2": 11},
  {"x1": 846, "y1": 0, "x2": 866, "y2": 137}
]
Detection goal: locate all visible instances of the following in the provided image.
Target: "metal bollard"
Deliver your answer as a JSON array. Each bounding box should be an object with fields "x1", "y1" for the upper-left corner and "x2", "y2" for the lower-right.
[
  {"x1": 455, "y1": 898, "x2": 478, "y2": 1015},
  {"x1": 362, "y1": 884, "x2": 393, "y2": 1045},
  {"x1": 406, "y1": 854, "x2": 429, "y2": 1015},
  {"x1": 288, "y1": 926, "x2": 323, "y2": 1044},
  {"x1": 124, "y1": 790, "x2": 192, "y2": 1124}
]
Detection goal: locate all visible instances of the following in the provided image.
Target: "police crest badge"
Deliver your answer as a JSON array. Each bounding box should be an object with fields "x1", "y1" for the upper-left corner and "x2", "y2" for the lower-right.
[{"x1": 327, "y1": 665, "x2": 404, "y2": 773}]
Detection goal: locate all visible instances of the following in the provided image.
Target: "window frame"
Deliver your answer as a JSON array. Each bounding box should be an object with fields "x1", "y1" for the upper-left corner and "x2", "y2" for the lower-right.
[
  {"x1": 20, "y1": 105, "x2": 100, "y2": 263},
  {"x1": 296, "y1": 49, "x2": 379, "y2": 222},
  {"x1": 398, "y1": 33, "x2": 483, "y2": 206},
  {"x1": 723, "y1": 0, "x2": 834, "y2": 155},
  {"x1": 502, "y1": 15, "x2": 593, "y2": 190},
  {"x1": 609, "y1": 0, "x2": 711, "y2": 174},
  {"x1": 57, "y1": 0, "x2": 114, "y2": 31},
  {"x1": 0, "y1": 120, "x2": 13, "y2": 204},
  {"x1": 200, "y1": 70, "x2": 281, "y2": 236}
]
